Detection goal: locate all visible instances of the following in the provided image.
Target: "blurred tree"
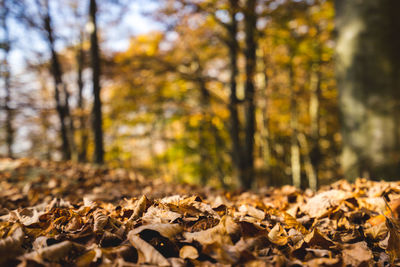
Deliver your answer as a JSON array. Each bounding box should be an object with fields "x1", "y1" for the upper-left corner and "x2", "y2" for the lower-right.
[
  {"x1": 0, "y1": 0, "x2": 14, "y2": 158},
  {"x1": 89, "y1": 0, "x2": 104, "y2": 164},
  {"x1": 336, "y1": 0, "x2": 400, "y2": 180},
  {"x1": 222, "y1": 0, "x2": 247, "y2": 188},
  {"x1": 76, "y1": 32, "x2": 89, "y2": 163},
  {"x1": 66, "y1": 0, "x2": 90, "y2": 163},
  {"x1": 242, "y1": 0, "x2": 257, "y2": 189},
  {"x1": 15, "y1": 0, "x2": 75, "y2": 160}
]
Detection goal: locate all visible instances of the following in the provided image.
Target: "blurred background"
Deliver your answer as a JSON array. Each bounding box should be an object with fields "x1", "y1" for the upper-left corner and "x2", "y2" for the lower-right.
[{"x1": 1, "y1": 0, "x2": 398, "y2": 190}]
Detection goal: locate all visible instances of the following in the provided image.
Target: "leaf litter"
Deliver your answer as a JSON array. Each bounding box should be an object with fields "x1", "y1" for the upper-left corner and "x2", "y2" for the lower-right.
[{"x1": 0, "y1": 158, "x2": 400, "y2": 266}]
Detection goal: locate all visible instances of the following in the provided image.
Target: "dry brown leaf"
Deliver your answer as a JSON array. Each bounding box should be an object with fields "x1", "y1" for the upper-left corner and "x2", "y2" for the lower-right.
[
  {"x1": 367, "y1": 214, "x2": 386, "y2": 226},
  {"x1": 93, "y1": 210, "x2": 109, "y2": 233},
  {"x1": 385, "y1": 216, "x2": 400, "y2": 262},
  {"x1": 342, "y1": 241, "x2": 373, "y2": 266},
  {"x1": 9, "y1": 208, "x2": 45, "y2": 227},
  {"x1": 304, "y1": 229, "x2": 335, "y2": 249},
  {"x1": 0, "y1": 226, "x2": 24, "y2": 263},
  {"x1": 237, "y1": 204, "x2": 265, "y2": 220},
  {"x1": 302, "y1": 190, "x2": 350, "y2": 218},
  {"x1": 130, "y1": 223, "x2": 183, "y2": 239},
  {"x1": 305, "y1": 257, "x2": 341, "y2": 267},
  {"x1": 183, "y1": 216, "x2": 238, "y2": 246},
  {"x1": 283, "y1": 212, "x2": 309, "y2": 235},
  {"x1": 179, "y1": 245, "x2": 198, "y2": 259},
  {"x1": 32, "y1": 236, "x2": 52, "y2": 250},
  {"x1": 128, "y1": 233, "x2": 170, "y2": 266},
  {"x1": 21, "y1": 240, "x2": 86, "y2": 263},
  {"x1": 364, "y1": 222, "x2": 388, "y2": 241},
  {"x1": 268, "y1": 223, "x2": 288, "y2": 246},
  {"x1": 142, "y1": 205, "x2": 182, "y2": 224},
  {"x1": 129, "y1": 195, "x2": 149, "y2": 221}
]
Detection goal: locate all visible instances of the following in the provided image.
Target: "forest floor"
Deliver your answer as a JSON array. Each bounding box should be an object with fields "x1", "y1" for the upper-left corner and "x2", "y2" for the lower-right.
[{"x1": 0, "y1": 158, "x2": 399, "y2": 266}]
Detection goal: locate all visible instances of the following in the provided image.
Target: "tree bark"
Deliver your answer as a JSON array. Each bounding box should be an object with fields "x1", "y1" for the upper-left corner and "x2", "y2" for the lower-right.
[
  {"x1": 336, "y1": 0, "x2": 400, "y2": 180},
  {"x1": 77, "y1": 31, "x2": 88, "y2": 162},
  {"x1": 260, "y1": 46, "x2": 271, "y2": 171},
  {"x1": 89, "y1": 0, "x2": 104, "y2": 164},
  {"x1": 242, "y1": 0, "x2": 257, "y2": 189},
  {"x1": 226, "y1": 0, "x2": 246, "y2": 187}
]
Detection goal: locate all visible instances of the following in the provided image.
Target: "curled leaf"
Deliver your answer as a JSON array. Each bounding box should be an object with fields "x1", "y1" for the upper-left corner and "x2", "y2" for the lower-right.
[
  {"x1": 304, "y1": 229, "x2": 335, "y2": 249},
  {"x1": 268, "y1": 224, "x2": 288, "y2": 246},
  {"x1": 21, "y1": 240, "x2": 86, "y2": 262},
  {"x1": 93, "y1": 210, "x2": 109, "y2": 233},
  {"x1": 128, "y1": 233, "x2": 170, "y2": 266},
  {"x1": 129, "y1": 195, "x2": 150, "y2": 221},
  {"x1": 184, "y1": 216, "x2": 238, "y2": 245},
  {"x1": 130, "y1": 223, "x2": 183, "y2": 239}
]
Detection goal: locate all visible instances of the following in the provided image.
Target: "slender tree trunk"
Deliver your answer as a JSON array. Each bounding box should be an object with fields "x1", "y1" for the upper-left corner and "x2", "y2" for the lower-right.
[
  {"x1": 308, "y1": 62, "x2": 321, "y2": 190},
  {"x1": 288, "y1": 54, "x2": 301, "y2": 188},
  {"x1": 336, "y1": 0, "x2": 400, "y2": 180},
  {"x1": 198, "y1": 116, "x2": 208, "y2": 185},
  {"x1": 298, "y1": 133, "x2": 317, "y2": 190},
  {"x1": 89, "y1": 0, "x2": 104, "y2": 164},
  {"x1": 63, "y1": 84, "x2": 76, "y2": 160},
  {"x1": 260, "y1": 46, "x2": 271, "y2": 170},
  {"x1": 43, "y1": 5, "x2": 71, "y2": 160},
  {"x1": 76, "y1": 32, "x2": 88, "y2": 162},
  {"x1": 1, "y1": 1, "x2": 13, "y2": 158},
  {"x1": 198, "y1": 78, "x2": 208, "y2": 185},
  {"x1": 227, "y1": 0, "x2": 246, "y2": 186},
  {"x1": 242, "y1": 0, "x2": 257, "y2": 189},
  {"x1": 38, "y1": 80, "x2": 52, "y2": 161}
]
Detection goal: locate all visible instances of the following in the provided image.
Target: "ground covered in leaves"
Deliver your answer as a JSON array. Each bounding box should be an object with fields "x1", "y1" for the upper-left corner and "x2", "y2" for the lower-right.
[{"x1": 1, "y1": 158, "x2": 400, "y2": 266}]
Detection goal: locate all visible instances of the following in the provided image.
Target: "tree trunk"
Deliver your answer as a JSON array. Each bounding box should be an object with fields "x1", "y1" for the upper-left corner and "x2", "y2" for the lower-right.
[
  {"x1": 308, "y1": 62, "x2": 321, "y2": 190},
  {"x1": 288, "y1": 54, "x2": 301, "y2": 188},
  {"x1": 298, "y1": 133, "x2": 317, "y2": 190},
  {"x1": 242, "y1": 0, "x2": 257, "y2": 189},
  {"x1": 76, "y1": 31, "x2": 88, "y2": 162},
  {"x1": 198, "y1": 89, "x2": 208, "y2": 185},
  {"x1": 227, "y1": 0, "x2": 246, "y2": 187},
  {"x1": 260, "y1": 46, "x2": 271, "y2": 170},
  {"x1": 1, "y1": 0, "x2": 14, "y2": 158},
  {"x1": 336, "y1": 0, "x2": 400, "y2": 180},
  {"x1": 89, "y1": 0, "x2": 104, "y2": 164},
  {"x1": 43, "y1": 4, "x2": 71, "y2": 160}
]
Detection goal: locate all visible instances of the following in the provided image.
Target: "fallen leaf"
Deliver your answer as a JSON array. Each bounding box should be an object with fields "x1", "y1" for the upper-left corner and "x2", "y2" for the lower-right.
[
  {"x1": 342, "y1": 241, "x2": 373, "y2": 266},
  {"x1": 179, "y1": 245, "x2": 198, "y2": 259},
  {"x1": 128, "y1": 233, "x2": 170, "y2": 266},
  {"x1": 385, "y1": 216, "x2": 400, "y2": 262},
  {"x1": 268, "y1": 223, "x2": 288, "y2": 246}
]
